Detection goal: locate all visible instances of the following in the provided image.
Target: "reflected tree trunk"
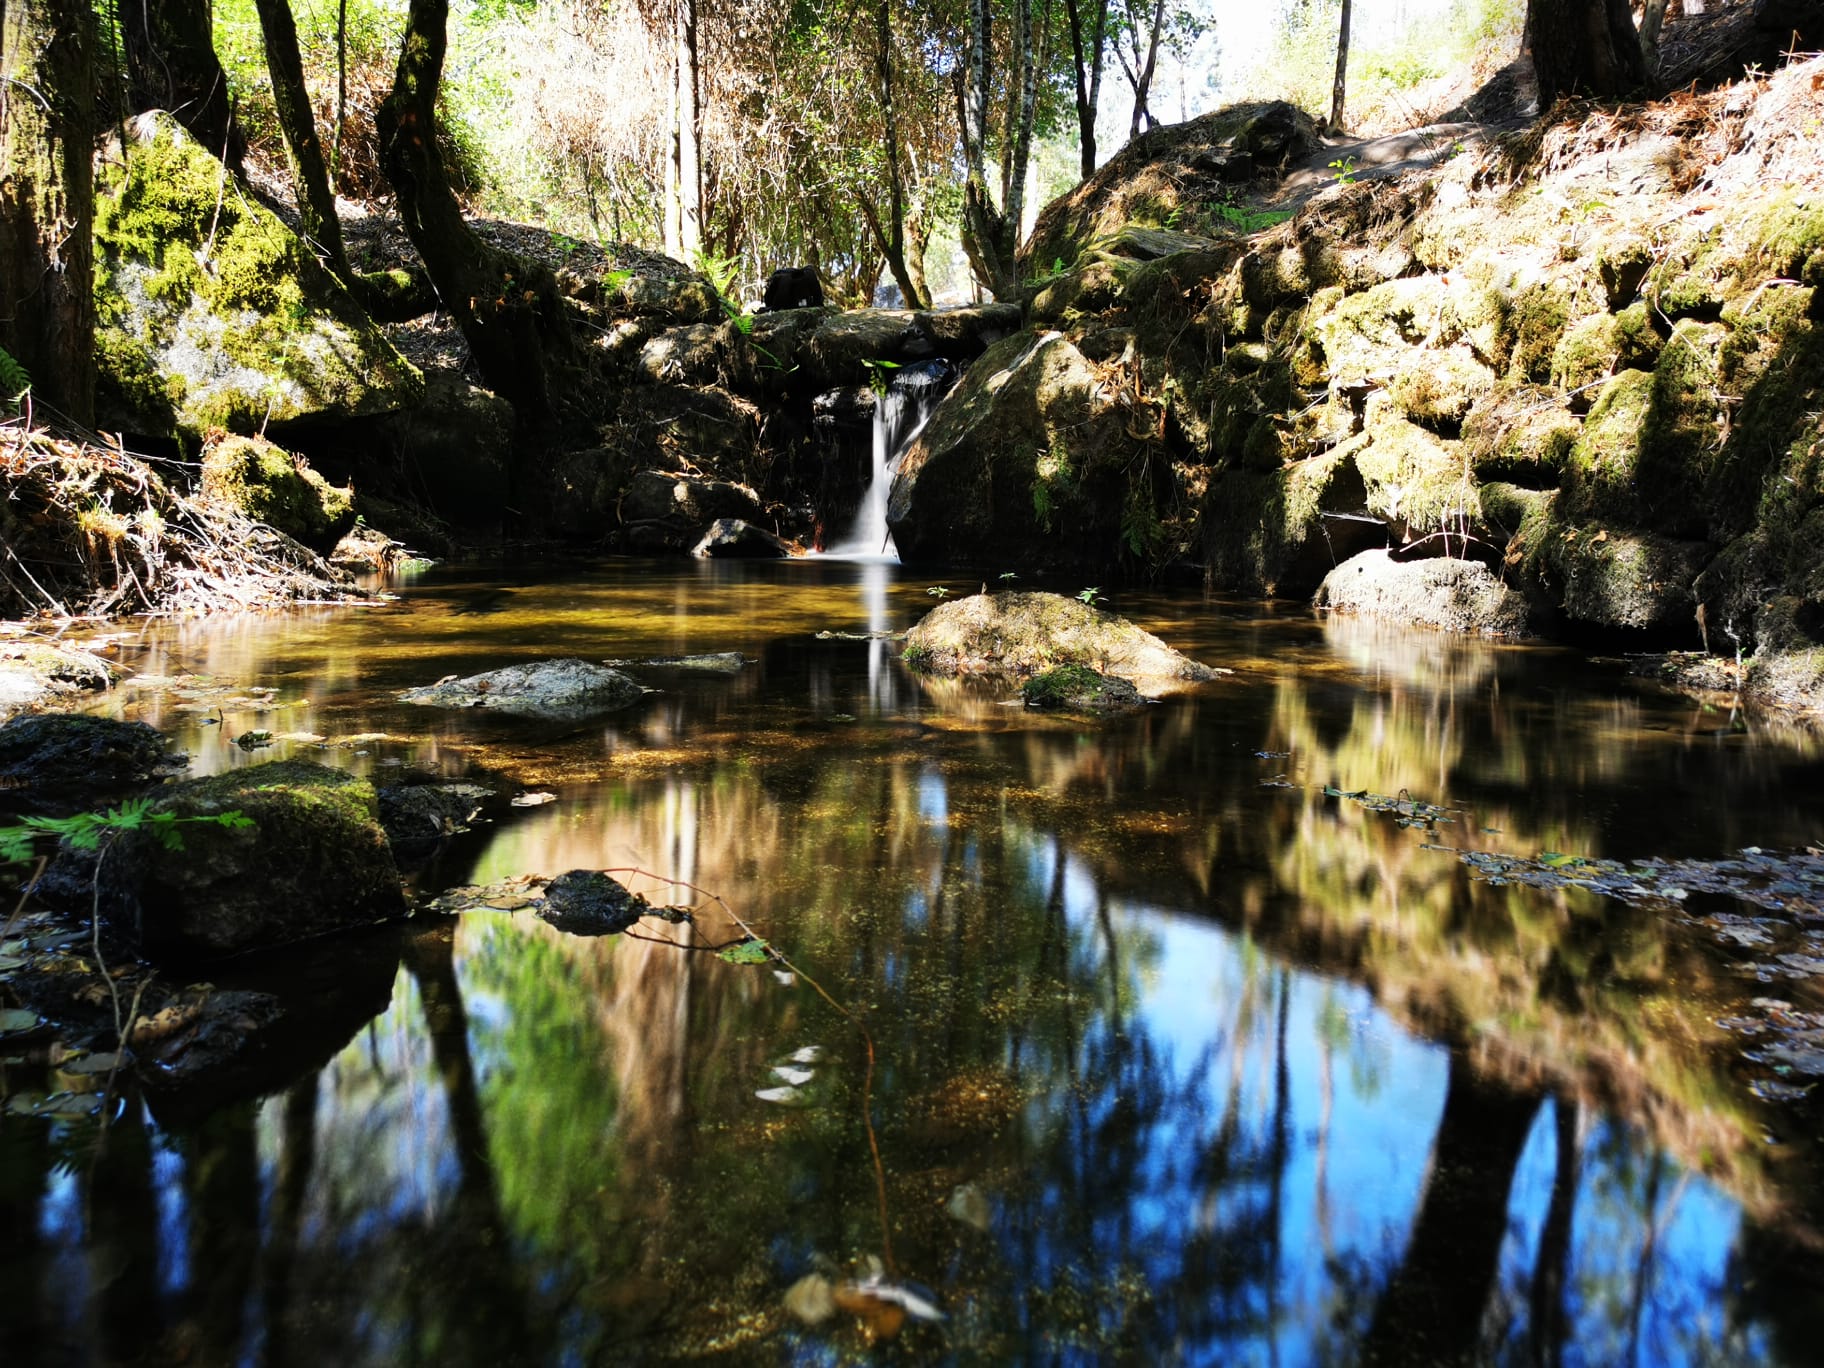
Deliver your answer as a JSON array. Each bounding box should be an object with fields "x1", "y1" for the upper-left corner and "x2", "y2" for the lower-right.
[
  {"x1": 88, "y1": 1101, "x2": 164, "y2": 1363},
  {"x1": 262, "y1": 1074, "x2": 320, "y2": 1365},
  {"x1": 404, "y1": 925, "x2": 545, "y2": 1361},
  {"x1": 178, "y1": 1104, "x2": 262, "y2": 1363},
  {"x1": 1530, "y1": 1096, "x2": 1582, "y2": 1368},
  {"x1": 1363, "y1": 1056, "x2": 1544, "y2": 1365}
]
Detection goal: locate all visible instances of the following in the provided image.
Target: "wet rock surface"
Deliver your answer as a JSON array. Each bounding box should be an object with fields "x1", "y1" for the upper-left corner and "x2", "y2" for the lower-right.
[
  {"x1": 1316, "y1": 548, "x2": 1542, "y2": 636},
  {"x1": 537, "y1": 870, "x2": 650, "y2": 936},
  {"x1": 398, "y1": 658, "x2": 644, "y2": 720},
  {"x1": 904, "y1": 591, "x2": 1227, "y2": 695},
  {"x1": 0, "y1": 714, "x2": 185, "y2": 816},
  {"x1": 692, "y1": 517, "x2": 792, "y2": 558}
]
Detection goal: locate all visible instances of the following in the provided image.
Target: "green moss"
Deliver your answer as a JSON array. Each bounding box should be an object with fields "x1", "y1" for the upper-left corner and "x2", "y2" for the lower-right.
[
  {"x1": 1564, "y1": 369, "x2": 1654, "y2": 521},
  {"x1": 1751, "y1": 190, "x2": 1824, "y2": 289},
  {"x1": 1550, "y1": 314, "x2": 1618, "y2": 394},
  {"x1": 93, "y1": 326, "x2": 181, "y2": 430},
  {"x1": 1463, "y1": 383, "x2": 1580, "y2": 484},
  {"x1": 1355, "y1": 397, "x2": 1473, "y2": 533},
  {"x1": 1506, "y1": 281, "x2": 1573, "y2": 382},
  {"x1": 201, "y1": 435, "x2": 355, "y2": 553},
  {"x1": 1392, "y1": 345, "x2": 1495, "y2": 429},
  {"x1": 93, "y1": 113, "x2": 421, "y2": 439},
  {"x1": 1022, "y1": 664, "x2": 1111, "y2": 707}
]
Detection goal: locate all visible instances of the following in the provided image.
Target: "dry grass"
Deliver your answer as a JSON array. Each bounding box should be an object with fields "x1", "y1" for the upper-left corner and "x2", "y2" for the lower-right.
[{"x1": 0, "y1": 419, "x2": 366, "y2": 621}]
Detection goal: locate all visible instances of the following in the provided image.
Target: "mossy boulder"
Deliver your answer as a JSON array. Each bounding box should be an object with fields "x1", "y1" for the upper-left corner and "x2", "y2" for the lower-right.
[
  {"x1": 1201, "y1": 445, "x2": 1381, "y2": 595},
  {"x1": 1021, "y1": 101, "x2": 1320, "y2": 275},
  {"x1": 95, "y1": 760, "x2": 405, "y2": 962},
  {"x1": 886, "y1": 333, "x2": 1139, "y2": 573},
  {"x1": 94, "y1": 113, "x2": 421, "y2": 442},
  {"x1": 1536, "y1": 525, "x2": 1709, "y2": 633},
  {"x1": 1463, "y1": 383, "x2": 1581, "y2": 484},
  {"x1": 1354, "y1": 395, "x2": 1476, "y2": 539},
  {"x1": 200, "y1": 435, "x2": 355, "y2": 554},
  {"x1": 904, "y1": 590, "x2": 1224, "y2": 695}
]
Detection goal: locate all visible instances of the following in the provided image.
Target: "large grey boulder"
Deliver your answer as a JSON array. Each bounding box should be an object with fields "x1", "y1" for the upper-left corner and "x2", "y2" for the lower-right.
[
  {"x1": 1315, "y1": 549, "x2": 1542, "y2": 636},
  {"x1": 398, "y1": 659, "x2": 644, "y2": 720},
  {"x1": 94, "y1": 113, "x2": 421, "y2": 442}
]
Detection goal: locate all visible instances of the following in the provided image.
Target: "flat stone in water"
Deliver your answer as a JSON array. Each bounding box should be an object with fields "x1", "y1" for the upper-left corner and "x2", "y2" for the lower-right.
[
  {"x1": 398, "y1": 658, "x2": 643, "y2": 720},
  {"x1": 538, "y1": 870, "x2": 648, "y2": 936}
]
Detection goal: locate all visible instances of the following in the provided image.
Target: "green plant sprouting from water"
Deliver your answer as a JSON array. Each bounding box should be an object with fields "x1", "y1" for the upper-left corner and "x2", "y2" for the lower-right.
[{"x1": 0, "y1": 799, "x2": 254, "y2": 865}]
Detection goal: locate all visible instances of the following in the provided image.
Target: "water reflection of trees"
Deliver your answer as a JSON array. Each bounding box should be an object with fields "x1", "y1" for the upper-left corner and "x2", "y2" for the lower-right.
[{"x1": 14, "y1": 607, "x2": 1824, "y2": 1360}]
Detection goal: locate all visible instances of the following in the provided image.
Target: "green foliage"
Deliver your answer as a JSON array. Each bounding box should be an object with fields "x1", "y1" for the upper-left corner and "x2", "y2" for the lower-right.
[
  {"x1": 717, "y1": 937, "x2": 772, "y2": 966},
  {"x1": 1019, "y1": 663, "x2": 1105, "y2": 708},
  {"x1": 926, "y1": 585, "x2": 951, "y2": 598},
  {"x1": 1076, "y1": 586, "x2": 1102, "y2": 606},
  {"x1": 1208, "y1": 202, "x2": 1294, "y2": 234},
  {"x1": 0, "y1": 345, "x2": 29, "y2": 410},
  {"x1": 1329, "y1": 157, "x2": 1359, "y2": 186},
  {"x1": 861, "y1": 358, "x2": 901, "y2": 398},
  {"x1": 693, "y1": 247, "x2": 741, "y2": 305},
  {"x1": 0, "y1": 798, "x2": 254, "y2": 865},
  {"x1": 901, "y1": 642, "x2": 932, "y2": 670}
]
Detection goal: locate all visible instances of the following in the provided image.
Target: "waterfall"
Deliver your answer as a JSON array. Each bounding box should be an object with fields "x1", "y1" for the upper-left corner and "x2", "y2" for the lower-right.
[{"x1": 824, "y1": 360, "x2": 948, "y2": 560}]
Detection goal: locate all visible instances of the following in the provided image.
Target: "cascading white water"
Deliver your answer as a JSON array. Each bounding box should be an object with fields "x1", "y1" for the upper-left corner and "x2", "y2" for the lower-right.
[{"x1": 823, "y1": 362, "x2": 948, "y2": 560}]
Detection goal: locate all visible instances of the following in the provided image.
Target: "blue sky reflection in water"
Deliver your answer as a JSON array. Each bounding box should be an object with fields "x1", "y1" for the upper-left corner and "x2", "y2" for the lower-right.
[{"x1": 3, "y1": 557, "x2": 1822, "y2": 1363}]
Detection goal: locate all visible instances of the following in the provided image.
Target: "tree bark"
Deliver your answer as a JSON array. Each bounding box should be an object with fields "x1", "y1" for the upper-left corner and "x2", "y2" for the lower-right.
[
  {"x1": 0, "y1": 0, "x2": 97, "y2": 425},
  {"x1": 252, "y1": 0, "x2": 352, "y2": 283},
  {"x1": 1064, "y1": 0, "x2": 1111, "y2": 178},
  {"x1": 377, "y1": 0, "x2": 569, "y2": 431},
  {"x1": 665, "y1": 0, "x2": 702, "y2": 263},
  {"x1": 1527, "y1": 0, "x2": 1651, "y2": 107},
  {"x1": 119, "y1": 0, "x2": 246, "y2": 176},
  {"x1": 1119, "y1": 0, "x2": 1166, "y2": 140},
  {"x1": 1330, "y1": 0, "x2": 1353, "y2": 134},
  {"x1": 867, "y1": 0, "x2": 924, "y2": 307}
]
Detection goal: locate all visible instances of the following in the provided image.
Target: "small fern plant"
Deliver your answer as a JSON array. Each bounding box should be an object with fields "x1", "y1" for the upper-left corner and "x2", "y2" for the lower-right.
[
  {"x1": 0, "y1": 798, "x2": 253, "y2": 865},
  {"x1": 0, "y1": 345, "x2": 29, "y2": 412}
]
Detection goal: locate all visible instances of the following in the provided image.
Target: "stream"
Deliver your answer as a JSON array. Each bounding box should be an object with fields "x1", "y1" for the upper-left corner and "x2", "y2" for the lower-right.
[{"x1": 5, "y1": 557, "x2": 1824, "y2": 1364}]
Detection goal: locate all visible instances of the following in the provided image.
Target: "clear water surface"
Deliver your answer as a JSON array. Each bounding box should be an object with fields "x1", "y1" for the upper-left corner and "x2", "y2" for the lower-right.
[{"x1": 4, "y1": 556, "x2": 1824, "y2": 1365}]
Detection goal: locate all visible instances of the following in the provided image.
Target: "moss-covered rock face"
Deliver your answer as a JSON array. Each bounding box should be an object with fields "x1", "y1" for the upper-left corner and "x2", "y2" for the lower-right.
[
  {"x1": 903, "y1": 591, "x2": 1224, "y2": 695},
  {"x1": 1020, "y1": 664, "x2": 1146, "y2": 713},
  {"x1": 885, "y1": 333, "x2": 1145, "y2": 573},
  {"x1": 96, "y1": 760, "x2": 405, "y2": 963},
  {"x1": 200, "y1": 435, "x2": 355, "y2": 554},
  {"x1": 94, "y1": 113, "x2": 421, "y2": 442}
]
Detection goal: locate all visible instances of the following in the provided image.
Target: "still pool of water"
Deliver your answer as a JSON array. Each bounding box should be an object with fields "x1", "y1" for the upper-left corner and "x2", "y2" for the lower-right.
[{"x1": 6, "y1": 557, "x2": 1824, "y2": 1365}]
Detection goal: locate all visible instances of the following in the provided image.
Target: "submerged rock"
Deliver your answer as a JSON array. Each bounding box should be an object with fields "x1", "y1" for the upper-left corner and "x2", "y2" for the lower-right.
[
  {"x1": 538, "y1": 870, "x2": 648, "y2": 936},
  {"x1": 904, "y1": 591, "x2": 1225, "y2": 695},
  {"x1": 398, "y1": 659, "x2": 643, "y2": 720},
  {"x1": 1315, "y1": 549, "x2": 1541, "y2": 636},
  {"x1": 90, "y1": 760, "x2": 405, "y2": 962}
]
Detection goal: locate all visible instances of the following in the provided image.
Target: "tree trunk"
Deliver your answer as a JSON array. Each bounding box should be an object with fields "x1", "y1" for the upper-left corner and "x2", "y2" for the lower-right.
[
  {"x1": 1120, "y1": 0, "x2": 1167, "y2": 140},
  {"x1": 0, "y1": 0, "x2": 97, "y2": 425},
  {"x1": 1064, "y1": 0, "x2": 1111, "y2": 178},
  {"x1": 1330, "y1": 0, "x2": 1353, "y2": 134},
  {"x1": 869, "y1": 0, "x2": 924, "y2": 307},
  {"x1": 119, "y1": 0, "x2": 245, "y2": 176},
  {"x1": 673, "y1": 0, "x2": 702, "y2": 262},
  {"x1": 377, "y1": 0, "x2": 569, "y2": 432},
  {"x1": 253, "y1": 0, "x2": 352, "y2": 282},
  {"x1": 333, "y1": 0, "x2": 349, "y2": 185},
  {"x1": 1527, "y1": 0, "x2": 1650, "y2": 107}
]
